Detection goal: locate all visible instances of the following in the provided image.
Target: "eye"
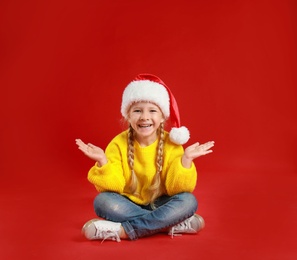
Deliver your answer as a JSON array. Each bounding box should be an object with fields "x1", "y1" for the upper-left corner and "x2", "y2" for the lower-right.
[
  {"x1": 133, "y1": 109, "x2": 141, "y2": 113},
  {"x1": 150, "y1": 109, "x2": 157, "y2": 113}
]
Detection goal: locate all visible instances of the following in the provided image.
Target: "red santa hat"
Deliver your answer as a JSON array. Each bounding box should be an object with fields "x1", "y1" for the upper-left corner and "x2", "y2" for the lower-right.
[{"x1": 121, "y1": 73, "x2": 190, "y2": 145}]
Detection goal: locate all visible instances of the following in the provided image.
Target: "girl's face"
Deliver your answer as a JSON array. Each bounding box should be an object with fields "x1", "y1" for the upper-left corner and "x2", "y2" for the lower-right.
[{"x1": 128, "y1": 102, "x2": 165, "y2": 145}]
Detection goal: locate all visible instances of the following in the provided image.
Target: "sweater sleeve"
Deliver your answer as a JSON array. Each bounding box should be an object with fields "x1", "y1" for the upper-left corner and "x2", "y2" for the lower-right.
[
  {"x1": 87, "y1": 140, "x2": 126, "y2": 193},
  {"x1": 164, "y1": 145, "x2": 197, "y2": 196}
]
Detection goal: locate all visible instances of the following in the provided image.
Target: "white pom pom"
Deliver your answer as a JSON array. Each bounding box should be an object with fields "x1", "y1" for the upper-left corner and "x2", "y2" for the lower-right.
[{"x1": 169, "y1": 126, "x2": 190, "y2": 145}]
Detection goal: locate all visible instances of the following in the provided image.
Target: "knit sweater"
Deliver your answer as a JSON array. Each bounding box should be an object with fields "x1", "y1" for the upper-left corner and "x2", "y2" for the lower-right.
[{"x1": 87, "y1": 130, "x2": 197, "y2": 205}]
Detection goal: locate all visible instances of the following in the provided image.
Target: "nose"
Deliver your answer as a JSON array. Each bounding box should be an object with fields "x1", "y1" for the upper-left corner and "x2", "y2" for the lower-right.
[{"x1": 140, "y1": 111, "x2": 149, "y2": 120}]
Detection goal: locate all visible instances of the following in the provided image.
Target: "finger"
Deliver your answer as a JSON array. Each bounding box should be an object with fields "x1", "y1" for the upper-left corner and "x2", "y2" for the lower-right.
[
  {"x1": 76, "y1": 142, "x2": 85, "y2": 149},
  {"x1": 205, "y1": 143, "x2": 214, "y2": 149},
  {"x1": 199, "y1": 149, "x2": 213, "y2": 156},
  {"x1": 189, "y1": 142, "x2": 200, "y2": 149},
  {"x1": 197, "y1": 143, "x2": 213, "y2": 153},
  {"x1": 204, "y1": 141, "x2": 215, "y2": 148},
  {"x1": 77, "y1": 141, "x2": 89, "y2": 151},
  {"x1": 75, "y1": 139, "x2": 86, "y2": 146}
]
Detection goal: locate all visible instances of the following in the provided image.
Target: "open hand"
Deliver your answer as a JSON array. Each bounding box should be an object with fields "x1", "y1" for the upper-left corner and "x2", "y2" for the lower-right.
[
  {"x1": 182, "y1": 141, "x2": 215, "y2": 168},
  {"x1": 75, "y1": 139, "x2": 108, "y2": 166},
  {"x1": 185, "y1": 141, "x2": 215, "y2": 159}
]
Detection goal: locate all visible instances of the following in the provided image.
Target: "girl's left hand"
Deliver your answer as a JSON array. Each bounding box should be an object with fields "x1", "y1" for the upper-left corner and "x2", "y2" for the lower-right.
[
  {"x1": 184, "y1": 141, "x2": 215, "y2": 159},
  {"x1": 182, "y1": 141, "x2": 215, "y2": 168}
]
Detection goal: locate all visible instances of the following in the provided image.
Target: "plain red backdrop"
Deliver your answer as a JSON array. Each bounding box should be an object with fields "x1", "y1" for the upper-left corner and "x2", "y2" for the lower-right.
[{"x1": 1, "y1": 0, "x2": 296, "y2": 259}]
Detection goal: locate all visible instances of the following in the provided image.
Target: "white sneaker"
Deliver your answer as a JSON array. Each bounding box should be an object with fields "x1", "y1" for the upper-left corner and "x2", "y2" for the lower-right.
[
  {"x1": 82, "y1": 219, "x2": 122, "y2": 242},
  {"x1": 168, "y1": 214, "x2": 205, "y2": 237}
]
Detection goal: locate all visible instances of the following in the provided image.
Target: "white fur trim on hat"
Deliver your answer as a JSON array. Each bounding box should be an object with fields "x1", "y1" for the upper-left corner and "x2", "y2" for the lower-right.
[
  {"x1": 121, "y1": 80, "x2": 170, "y2": 118},
  {"x1": 169, "y1": 126, "x2": 190, "y2": 145}
]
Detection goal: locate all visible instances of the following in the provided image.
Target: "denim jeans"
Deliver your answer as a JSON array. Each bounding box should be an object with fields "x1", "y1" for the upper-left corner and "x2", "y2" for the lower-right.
[{"x1": 93, "y1": 192, "x2": 198, "y2": 240}]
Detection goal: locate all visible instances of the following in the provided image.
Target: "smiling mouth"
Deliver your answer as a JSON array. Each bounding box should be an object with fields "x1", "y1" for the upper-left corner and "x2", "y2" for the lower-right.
[{"x1": 138, "y1": 124, "x2": 152, "y2": 128}]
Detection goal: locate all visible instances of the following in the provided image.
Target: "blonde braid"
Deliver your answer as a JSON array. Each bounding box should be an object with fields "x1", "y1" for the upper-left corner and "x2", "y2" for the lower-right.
[
  {"x1": 126, "y1": 125, "x2": 138, "y2": 195},
  {"x1": 156, "y1": 122, "x2": 165, "y2": 175},
  {"x1": 149, "y1": 122, "x2": 165, "y2": 207}
]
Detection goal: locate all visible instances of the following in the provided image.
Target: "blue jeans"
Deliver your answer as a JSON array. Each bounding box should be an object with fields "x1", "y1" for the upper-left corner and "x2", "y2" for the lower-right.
[{"x1": 93, "y1": 192, "x2": 198, "y2": 240}]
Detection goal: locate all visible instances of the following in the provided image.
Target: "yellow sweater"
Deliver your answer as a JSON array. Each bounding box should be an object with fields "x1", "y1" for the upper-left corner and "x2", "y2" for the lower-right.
[{"x1": 87, "y1": 130, "x2": 197, "y2": 205}]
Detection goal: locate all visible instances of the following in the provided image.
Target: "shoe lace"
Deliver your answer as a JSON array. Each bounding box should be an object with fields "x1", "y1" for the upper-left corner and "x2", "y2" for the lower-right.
[
  {"x1": 169, "y1": 218, "x2": 195, "y2": 238},
  {"x1": 95, "y1": 229, "x2": 121, "y2": 243}
]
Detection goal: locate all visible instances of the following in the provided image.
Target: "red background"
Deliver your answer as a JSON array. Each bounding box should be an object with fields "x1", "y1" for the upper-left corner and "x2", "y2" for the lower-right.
[{"x1": 1, "y1": 0, "x2": 296, "y2": 259}]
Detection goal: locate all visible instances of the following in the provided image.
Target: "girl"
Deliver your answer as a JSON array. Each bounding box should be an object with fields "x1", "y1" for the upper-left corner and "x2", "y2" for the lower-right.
[{"x1": 75, "y1": 73, "x2": 214, "y2": 242}]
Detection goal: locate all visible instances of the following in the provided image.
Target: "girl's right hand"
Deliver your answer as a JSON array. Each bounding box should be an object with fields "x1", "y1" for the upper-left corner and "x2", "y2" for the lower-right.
[{"x1": 75, "y1": 139, "x2": 108, "y2": 166}]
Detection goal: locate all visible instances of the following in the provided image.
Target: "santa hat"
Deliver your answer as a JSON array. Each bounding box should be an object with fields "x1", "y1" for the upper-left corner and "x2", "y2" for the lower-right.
[{"x1": 121, "y1": 73, "x2": 190, "y2": 145}]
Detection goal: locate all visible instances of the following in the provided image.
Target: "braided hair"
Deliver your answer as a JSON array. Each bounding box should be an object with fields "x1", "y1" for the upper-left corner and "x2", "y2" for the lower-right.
[{"x1": 127, "y1": 122, "x2": 165, "y2": 206}]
